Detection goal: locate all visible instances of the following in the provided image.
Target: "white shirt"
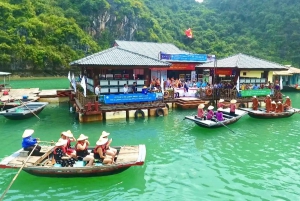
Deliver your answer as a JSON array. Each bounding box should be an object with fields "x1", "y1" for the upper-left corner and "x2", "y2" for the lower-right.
[
  {"x1": 123, "y1": 87, "x2": 128, "y2": 93},
  {"x1": 95, "y1": 86, "x2": 100, "y2": 95}
]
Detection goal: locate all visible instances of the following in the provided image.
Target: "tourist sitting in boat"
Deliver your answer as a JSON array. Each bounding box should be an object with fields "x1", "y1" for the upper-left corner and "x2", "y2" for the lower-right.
[
  {"x1": 216, "y1": 108, "x2": 224, "y2": 121},
  {"x1": 53, "y1": 139, "x2": 76, "y2": 167},
  {"x1": 60, "y1": 130, "x2": 77, "y2": 159},
  {"x1": 196, "y1": 104, "x2": 205, "y2": 119},
  {"x1": 206, "y1": 105, "x2": 214, "y2": 120},
  {"x1": 217, "y1": 99, "x2": 226, "y2": 108},
  {"x1": 271, "y1": 101, "x2": 276, "y2": 112},
  {"x1": 100, "y1": 131, "x2": 117, "y2": 158},
  {"x1": 264, "y1": 95, "x2": 271, "y2": 113},
  {"x1": 93, "y1": 137, "x2": 113, "y2": 165},
  {"x1": 252, "y1": 96, "x2": 259, "y2": 110},
  {"x1": 230, "y1": 99, "x2": 237, "y2": 115},
  {"x1": 75, "y1": 134, "x2": 94, "y2": 166},
  {"x1": 276, "y1": 101, "x2": 284, "y2": 113},
  {"x1": 283, "y1": 96, "x2": 292, "y2": 110},
  {"x1": 22, "y1": 129, "x2": 42, "y2": 156}
]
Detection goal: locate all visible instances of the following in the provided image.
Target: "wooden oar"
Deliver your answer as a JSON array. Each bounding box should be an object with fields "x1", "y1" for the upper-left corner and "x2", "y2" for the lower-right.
[
  {"x1": 0, "y1": 144, "x2": 39, "y2": 200},
  {"x1": 17, "y1": 99, "x2": 40, "y2": 120},
  {"x1": 213, "y1": 118, "x2": 236, "y2": 134}
]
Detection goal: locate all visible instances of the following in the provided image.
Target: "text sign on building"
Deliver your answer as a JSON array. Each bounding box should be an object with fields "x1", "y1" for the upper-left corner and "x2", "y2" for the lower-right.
[
  {"x1": 160, "y1": 52, "x2": 208, "y2": 62},
  {"x1": 240, "y1": 89, "x2": 271, "y2": 97},
  {"x1": 103, "y1": 93, "x2": 157, "y2": 104},
  {"x1": 215, "y1": 68, "x2": 232, "y2": 76}
]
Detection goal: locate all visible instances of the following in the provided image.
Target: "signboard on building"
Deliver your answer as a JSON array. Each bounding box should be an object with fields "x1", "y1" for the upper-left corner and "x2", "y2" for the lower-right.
[
  {"x1": 240, "y1": 89, "x2": 271, "y2": 97},
  {"x1": 215, "y1": 68, "x2": 232, "y2": 75},
  {"x1": 150, "y1": 63, "x2": 196, "y2": 71},
  {"x1": 160, "y1": 52, "x2": 207, "y2": 62},
  {"x1": 159, "y1": 52, "x2": 216, "y2": 62},
  {"x1": 103, "y1": 93, "x2": 157, "y2": 104}
]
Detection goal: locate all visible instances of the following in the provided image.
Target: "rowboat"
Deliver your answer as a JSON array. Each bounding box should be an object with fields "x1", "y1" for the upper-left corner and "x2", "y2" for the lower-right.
[
  {"x1": 184, "y1": 108, "x2": 247, "y2": 128},
  {"x1": 0, "y1": 144, "x2": 146, "y2": 177},
  {"x1": 0, "y1": 102, "x2": 48, "y2": 120},
  {"x1": 239, "y1": 107, "x2": 300, "y2": 119},
  {"x1": 0, "y1": 97, "x2": 40, "y2": 111}
]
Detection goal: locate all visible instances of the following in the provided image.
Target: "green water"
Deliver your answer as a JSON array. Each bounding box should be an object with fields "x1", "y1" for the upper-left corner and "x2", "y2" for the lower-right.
[
  {"x1": 8, "y1": 78, "x2": 69, "y2": 90},
  {"x1": 0, "y1": 79, "x2": 300, "y2": 200}
]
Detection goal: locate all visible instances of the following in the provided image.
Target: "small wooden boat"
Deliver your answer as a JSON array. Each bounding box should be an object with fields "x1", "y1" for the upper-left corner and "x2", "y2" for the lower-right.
[
  {"x1": 184, "y1": 108, "x2": 247, "y2": 128},
  {"x1": 239, "y1": 107, "x2": 300, "y2": 119},
  {"x1": 0, "y1": 102, "x2": 48, "y2": 120},
  {"x1": 0, "y1": 97, "x2": 40, "y2": 111},
  {"x1": 0, "y1": 144, "x2": 146, "y2": 177}
]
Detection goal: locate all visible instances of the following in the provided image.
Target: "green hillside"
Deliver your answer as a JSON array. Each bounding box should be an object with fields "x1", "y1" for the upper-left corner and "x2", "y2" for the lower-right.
[{"x1": 1, "y1": 0, "x2": 300, "y2": 73}]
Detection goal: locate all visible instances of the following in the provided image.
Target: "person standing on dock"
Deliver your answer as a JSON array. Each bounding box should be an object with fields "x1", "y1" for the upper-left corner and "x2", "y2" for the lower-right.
[
  {"x1": 123, "y1": 84, "x2": 129, "y2": 94},
  {"x1": 230, "y1": 99, "x2": 237, "y2": 115},
  {"x1": 131, "y1": 82, "x2": 137, "y2": 93},
  {"x1": 252, "y1": 96, "x2": 259, "y2": 110},
  {"x1": 264, "y1": 95, "x2": 271, "y2": 113},
  {"x1": 95, "y1": 85, "x2": 101, "y2": 101}
]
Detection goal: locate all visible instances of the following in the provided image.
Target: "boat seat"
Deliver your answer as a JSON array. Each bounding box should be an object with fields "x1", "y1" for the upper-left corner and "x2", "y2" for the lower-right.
[
  {"x1": 74, "y1": 161, "x2": 86, "y2": 167},
  {"x1": 54, "y1": 163, "x2": 62, "y2": 167},
  {"x1": 19, "y1": 150, "x2": 29, "y2": 157}
]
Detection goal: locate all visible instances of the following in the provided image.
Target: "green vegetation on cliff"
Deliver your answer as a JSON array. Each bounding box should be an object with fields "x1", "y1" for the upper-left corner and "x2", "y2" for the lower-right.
[{"x1": 1, "y1": 0, "x2": 300, "y2": 72}]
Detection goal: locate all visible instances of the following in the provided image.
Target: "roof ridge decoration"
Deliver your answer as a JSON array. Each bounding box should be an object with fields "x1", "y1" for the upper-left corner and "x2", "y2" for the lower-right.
[{"x1": 115, "y1": 40, "x2": 179, "y2": 46}]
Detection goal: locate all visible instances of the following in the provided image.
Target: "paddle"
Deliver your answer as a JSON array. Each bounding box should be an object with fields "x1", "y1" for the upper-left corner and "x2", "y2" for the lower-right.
[
  {"x1": 213, "y1": 118, "x2": 236, "y2": 134},
  {"x1": 0, "y1": 143, "x2": 39, "y2": 200},
  {"x1": 17, "y1": 98, "x2": 40, "y2": 120}
]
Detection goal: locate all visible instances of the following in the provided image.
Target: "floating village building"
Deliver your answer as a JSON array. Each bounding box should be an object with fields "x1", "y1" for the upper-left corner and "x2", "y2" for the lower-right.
[{"x1": 70, "y1": 41, "x2": 288, "y2": 122}]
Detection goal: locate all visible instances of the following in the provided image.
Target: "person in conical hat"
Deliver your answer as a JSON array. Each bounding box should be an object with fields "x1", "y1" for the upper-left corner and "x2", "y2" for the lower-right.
[
  {"x1": 93, "y1": 137, "x2": 113, "y2": 165},
  {"x1": 276, "y1": 101, "x2": 283, "y2": 113},
  {"x1": 206, "y1": 105, "x2": 214, "y2": 120},
  {"x1": 21, "y1": 129, "x2": 42, "y2": 156},
  {"x1": 271, "y1": 101, "x2": 276, "y2": 112},
  {"x1": 283, "y1": 96, "x2": 292, "y2": 110},
  {"x1": 217, "y1": 99, "x2": 226, "y2": 109},
  {"x1": 60, "y1": 131, "x2": 77, "y2": 158},
  {"x1": 75, "y1": 134, "x2": 94, "y2": 166},
  {"x1": 216, "y1": 108, "x2": 224, "y2": 121},
  {"x1": 252, "y1": 96, "x2": 259, "y2": 110},
  {"x1": 230, "y1": 99, "x2": 237, "y2": 115},
  {"x1": 196, "y1": 104, "x2": 205, "y2": 119},
  {"x1": 264, "y1": 95, "x2": 272, "y2": 113},
  {"x1": 100, "y1": 131, "x2": 117, "y2": 158},
  {"x1": 53, "y1": 139, "x2": 76, "y2": 167}
]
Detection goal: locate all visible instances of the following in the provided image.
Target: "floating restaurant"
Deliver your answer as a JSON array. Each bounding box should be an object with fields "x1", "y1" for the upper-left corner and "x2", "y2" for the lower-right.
[
  {"x1": 69, "y1": 40, "x2": 212, "y2": 122},
  {"x1": 69, "y1": 41, "x2": 288, "y2": 123}
]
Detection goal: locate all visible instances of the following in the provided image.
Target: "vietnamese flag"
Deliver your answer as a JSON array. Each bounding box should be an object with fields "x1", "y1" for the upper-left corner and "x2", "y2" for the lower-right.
[{"x1": 185, "y1": 28, "x2": 193, "y2": 38}]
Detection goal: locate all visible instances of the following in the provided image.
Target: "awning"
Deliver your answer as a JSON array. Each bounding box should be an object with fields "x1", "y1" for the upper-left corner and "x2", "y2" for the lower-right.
[
  {"x1": 273, "y1": 71, "x2": 293, "y2": 76},
  {"x1": 0, "y1": 72, "x2": 11, "y2": 75}
]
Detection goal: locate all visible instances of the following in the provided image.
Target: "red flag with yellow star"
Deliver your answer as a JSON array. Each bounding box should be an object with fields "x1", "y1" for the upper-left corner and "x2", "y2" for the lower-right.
[{"x1": 185, "y1": 28, "x2": 193, "y2": 38}]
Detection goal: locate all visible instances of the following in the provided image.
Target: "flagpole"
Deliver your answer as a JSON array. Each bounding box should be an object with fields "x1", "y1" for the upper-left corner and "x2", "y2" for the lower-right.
[{"x1": 213, "y1": 56, "x2": 217, "y2": 106}]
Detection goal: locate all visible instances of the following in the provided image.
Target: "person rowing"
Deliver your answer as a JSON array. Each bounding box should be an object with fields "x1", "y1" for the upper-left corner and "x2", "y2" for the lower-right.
[{"x1": 21, "y1": 129, "x2": 43, "y2": 156}]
